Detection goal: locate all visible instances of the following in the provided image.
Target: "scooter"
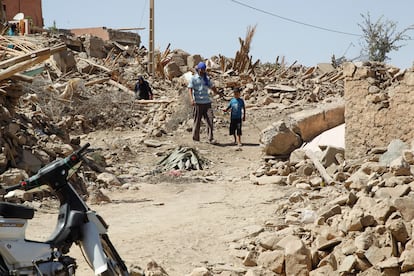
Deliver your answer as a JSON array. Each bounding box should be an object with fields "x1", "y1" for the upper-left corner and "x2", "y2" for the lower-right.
[{"x1": 0, "y1": 143, "x2": 130, "y2": 275}]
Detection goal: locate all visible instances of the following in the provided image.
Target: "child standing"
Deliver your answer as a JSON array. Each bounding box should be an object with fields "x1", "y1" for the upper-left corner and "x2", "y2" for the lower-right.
[{"x1": 223, "y1": 88, "x2": 246, "y2": 146}]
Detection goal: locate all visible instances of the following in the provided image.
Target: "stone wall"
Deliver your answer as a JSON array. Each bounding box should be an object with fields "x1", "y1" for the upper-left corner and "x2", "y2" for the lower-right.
[
  {"x1": 344, "y1": 62, "x2": 414, "y2": 159},
  {"x1": 107, "y1": 29, "x2": 141, "y2": 45}
]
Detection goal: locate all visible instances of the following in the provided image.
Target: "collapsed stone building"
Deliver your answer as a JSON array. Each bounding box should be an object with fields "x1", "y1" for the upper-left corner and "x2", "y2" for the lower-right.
[
  {"x1": 260, "y1": 61, "x2": 414, "y2": 160},
  {"x1": 2, "y1": 28, "x2": 414, "y2": 275},
  {"x1": 245, "y1": 63, "x2": 414, "y2": 276}
]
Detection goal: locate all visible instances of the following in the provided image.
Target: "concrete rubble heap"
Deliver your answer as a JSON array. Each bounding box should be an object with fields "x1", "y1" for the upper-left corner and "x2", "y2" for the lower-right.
[
  {"x1": 228, "y1": 137, "x2": 414, "y2": 276},
  {"x1": 1, "y1": 30, "x2": 414, "y2": 275},
  {"x1": 0, "y1": 32, "x2": 345, "y2": 189}
]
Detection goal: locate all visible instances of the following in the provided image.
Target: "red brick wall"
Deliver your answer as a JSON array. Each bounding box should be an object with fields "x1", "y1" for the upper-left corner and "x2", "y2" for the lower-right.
[{"x1": 3, "y1": 0, "x2": 43, "y2": 28}]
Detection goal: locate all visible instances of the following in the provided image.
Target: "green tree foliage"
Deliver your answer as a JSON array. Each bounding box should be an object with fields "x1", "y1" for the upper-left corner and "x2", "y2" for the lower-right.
[
  {"x1": 48, "y1": 20, "x2": 58, "y2": 33},
  {"x1": 358, "y1": 13, "x2": 413, "y2": 62}
]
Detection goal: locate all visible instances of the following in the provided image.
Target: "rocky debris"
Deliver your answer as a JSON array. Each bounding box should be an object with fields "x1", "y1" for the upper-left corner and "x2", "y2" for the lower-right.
[
  {"x1": 0, "y1": 30, "x2": 347, "y2": 194},
  {"x1": 144, "y1": 260, "x2": 169, "y2": 276},
  {"x1": 208, "y1": 138, "x2": 412, "y2": 275},
  {"x1": 0, "y1": 29, "x2": 412, "y2": 275},
  {"x1": 260, "y1": 100, "x2": 344, "y2": 156}
]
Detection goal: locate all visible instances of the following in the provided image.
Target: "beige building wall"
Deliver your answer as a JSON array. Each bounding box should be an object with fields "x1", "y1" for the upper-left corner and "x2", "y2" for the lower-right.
[
  {"x1": 70, "y1": 27, "x2": 111, "y2": 41},
  {"x1": 344, "y1": 63, "x2": 414, "y2": 159},
  {"x1": 70, "y1": 27, "x2": 141, "y2": 46}
]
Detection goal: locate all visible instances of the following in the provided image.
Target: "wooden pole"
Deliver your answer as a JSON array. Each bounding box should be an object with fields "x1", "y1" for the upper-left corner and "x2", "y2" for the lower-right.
[
  {"x1": 0, "y1": 0, "x2": 5, "y2": 23},
  {"x1": 148, "y1": 0, "x2": 155, "y2": 76},
  {"x1": 305, "y1": 150, "x2": 335, "y2": 186},
  {"x1": 0, "y1": 0, "x2": 7, "y2": 34}
]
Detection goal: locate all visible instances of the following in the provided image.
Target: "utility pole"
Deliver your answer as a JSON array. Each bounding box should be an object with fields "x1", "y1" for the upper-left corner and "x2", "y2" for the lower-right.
[
  {"x1": 0, "y1": 0, "x2": 5, "y2": 23},
  {"x1": 0, "y1": 0, "x2": 7, "y2": 34},
  {"x1": 148, "y1": 0, "x2": 155, "y2": 75}
]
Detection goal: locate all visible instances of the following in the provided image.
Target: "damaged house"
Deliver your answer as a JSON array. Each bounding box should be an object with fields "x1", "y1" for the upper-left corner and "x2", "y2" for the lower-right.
[{"x1": 1, "y1": 0, "x2": 43, "y2": 33}]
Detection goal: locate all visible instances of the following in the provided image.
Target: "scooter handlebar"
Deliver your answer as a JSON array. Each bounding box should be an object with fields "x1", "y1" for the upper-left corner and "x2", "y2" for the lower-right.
[
  {"x1": 6, "y1": 143, "x2": 91, "y2": 192},
  {"x1": 4, "y1": 183, "x2": 21, "y2": 193}
]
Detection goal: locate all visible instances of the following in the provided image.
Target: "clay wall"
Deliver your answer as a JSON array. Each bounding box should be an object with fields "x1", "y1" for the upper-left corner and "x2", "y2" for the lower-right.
[
  {"x1": 344, "y1": 62, "x2": 414, "y2": 159},
  {"x1": 70, "y1": 27, "x2": 140, "y2": 46},
  {"x1": 70, "y1": 27, "x2": 111, "y2": 41}
]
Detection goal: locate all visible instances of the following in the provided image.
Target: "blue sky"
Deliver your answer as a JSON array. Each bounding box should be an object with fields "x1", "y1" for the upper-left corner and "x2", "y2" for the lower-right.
[{"x1": 42, "y1": 0, "x2": 414, "y2": 69}]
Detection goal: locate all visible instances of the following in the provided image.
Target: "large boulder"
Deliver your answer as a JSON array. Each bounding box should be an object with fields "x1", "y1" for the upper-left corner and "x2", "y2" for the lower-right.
[
  {"x1": 260, "y1": 101, "x2": 345, "y2": 156},
  {"x1": 260, "y1": 121, "x2": 302, "y2": 156}
]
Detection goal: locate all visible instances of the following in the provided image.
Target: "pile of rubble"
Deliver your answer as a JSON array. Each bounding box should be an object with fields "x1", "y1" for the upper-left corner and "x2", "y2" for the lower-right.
[
  {"x1": 3, "y1": 29, "x2": 414, "y2": 275},
  {"x1": 221, "y1": 139, "x2": 414, "y2": 275},
  {"x1": 0, "y1": 31, "x2": 346, "y2": 188}
]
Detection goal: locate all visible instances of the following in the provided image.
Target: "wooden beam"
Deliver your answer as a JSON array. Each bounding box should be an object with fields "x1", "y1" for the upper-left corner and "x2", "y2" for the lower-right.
[
  {"x1": 50, "y1": 44, "x2": 68, "y2": 55},
  {"x1": 135, "y1": 99, "x2": 175, "y2": 104},
  {"x1": 0, "y1": 44, "x2": 65, "y2": 71},
  {"x1": 10, "y1": 73, "x2": 34, "y2": 82},
  {"x1": 306, "y1": 150, "x2": 335, "y2": 186},
  {"x1": 78, "y1": 58, "x2": 112, "y2": 73},
  {"x1": 0, "y1": 48, "x2": 50, "y2": 70},
  {"x1": 108, "y1": 79, "x2": 134, "y2": 95},
  {"x1": 113, "y1": 27, "x2": 145, "y2": 31},
  {"x1": 85, "y1": 77, "x2": 110, "y2": 86},
  {"x1": 0, "y1": 54, "x2": 50, "y2": 81}
]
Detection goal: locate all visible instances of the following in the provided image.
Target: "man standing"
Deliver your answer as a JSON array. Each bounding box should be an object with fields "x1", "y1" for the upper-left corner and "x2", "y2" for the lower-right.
[{"x1": 188, "y1": 61, "x2": 219, "y2": 144}]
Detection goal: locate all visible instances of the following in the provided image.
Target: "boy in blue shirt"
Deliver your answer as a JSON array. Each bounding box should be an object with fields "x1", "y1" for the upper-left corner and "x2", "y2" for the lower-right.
[{"x1": 223, "y1": 88, "x2": 246, "y2": 146}]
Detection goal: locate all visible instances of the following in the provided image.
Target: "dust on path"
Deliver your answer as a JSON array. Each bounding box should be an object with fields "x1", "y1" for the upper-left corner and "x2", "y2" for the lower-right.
[
  {"x1": 25, "y1": 113, "x2": 291, "y2": 275},
  {"x1": 27, "y1": 179, "x2": 291, "y2": 275}
]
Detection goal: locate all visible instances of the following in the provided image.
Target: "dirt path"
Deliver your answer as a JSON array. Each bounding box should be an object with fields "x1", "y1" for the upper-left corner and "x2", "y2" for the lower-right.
[{"x1": 25, "y1": 112, "x2": 292, "y2": 275}]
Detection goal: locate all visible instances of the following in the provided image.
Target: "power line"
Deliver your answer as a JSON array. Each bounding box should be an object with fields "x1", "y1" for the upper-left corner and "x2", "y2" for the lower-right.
[
  {"x1": 230, "y1": 0, "x2": 361, "y2": 37},
  {"x1": 139, "y1": 0, "x2": 148, "y2": 28},
  {"x1": 342, "y1": 42, "x2": 355, "y2": 57}
]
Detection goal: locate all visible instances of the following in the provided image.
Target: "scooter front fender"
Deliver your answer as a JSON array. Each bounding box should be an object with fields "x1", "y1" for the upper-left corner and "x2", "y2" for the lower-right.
[{"x1": 79, "y1": 221, "x2": 107, "y2": 275}]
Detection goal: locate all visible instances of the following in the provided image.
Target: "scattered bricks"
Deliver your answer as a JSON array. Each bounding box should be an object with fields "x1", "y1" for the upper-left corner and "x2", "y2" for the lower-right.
[
  {"x1": 393, "y1": 196, "x2": 414, "y2": 221},
  {"x1": 338, "y1": 255, "x2": 356, "y2": 275},
  {"x1": 354, "y1": 230, "x2": 375, "y2": 251},
  {"x1": 256, "y1": 250, "x2": 284, "y2": 274},
  {"x1": 243, "y1": 250, "x2": 258, "y2": 267},
  {"x1": 386, "y1": 218, "x2": 409, "y2": 245},
  {"x1": 279, "y1": 235, "x2": 312, "y2": 276},
  {"x1": 375, "y1": 257, "x2": 400, "y2": 275},
  {"x1": 369, "y1": 200, "x2": 397, "y2": 225},
  {"x1": 364, "y1": 246, "x2": 392, "y2": 267},
  {"x1": 319, "y1": 204, "x2": 342, "y2": 222}
]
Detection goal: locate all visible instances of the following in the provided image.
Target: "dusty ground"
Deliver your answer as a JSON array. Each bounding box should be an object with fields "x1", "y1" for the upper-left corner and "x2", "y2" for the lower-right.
[{"x1": 25, "y1": 106, "x2": 298, "y2": 276}]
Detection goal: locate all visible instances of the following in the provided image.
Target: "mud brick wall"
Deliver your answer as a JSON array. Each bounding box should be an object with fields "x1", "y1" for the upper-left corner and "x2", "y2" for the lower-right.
[{"x1": 344, "y1": 63, "x2": 414, "y2": 160}]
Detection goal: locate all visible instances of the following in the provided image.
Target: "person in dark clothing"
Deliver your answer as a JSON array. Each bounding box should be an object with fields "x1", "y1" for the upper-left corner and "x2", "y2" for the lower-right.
[{"x1": 134, "y1": 76, "x2": 153, "y2": 100}]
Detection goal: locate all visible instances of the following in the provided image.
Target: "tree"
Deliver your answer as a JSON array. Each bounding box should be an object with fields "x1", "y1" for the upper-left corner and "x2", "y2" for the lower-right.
[{"x1": 358, "y1": 12, "x2": 413, "y2": 63}]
